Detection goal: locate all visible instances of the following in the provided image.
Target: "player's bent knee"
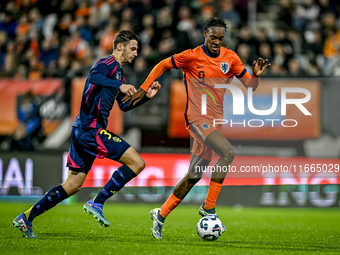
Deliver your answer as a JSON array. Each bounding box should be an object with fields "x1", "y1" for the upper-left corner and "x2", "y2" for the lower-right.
[
  {"x1": 119, "y1": 147, "x2": 145, "y2": 173},
  {"x1": 229, "y1": 147, "x2": 236, "y2": 161},
  {"x1": 220, "y1": 146, "x2": 235, "y2": 162},
  {"x1": 128, "y1": 156, "x2": 145, "y2": 174},
  {"x1": 188, "y1": 177, "x2": 201, "y2": 185},
  {"x1": 62, "y1": 180, "x2": 83, "y2": 195},
  {"x1": 72, "y1": 184, "x2": 82, "y2": 194},
  {"x1": 135, "y1": 157, "x2": 145, "y2": 173},
  {"x1": 186, "y1": 170, "x2": 202, "y2": 185},
  {"x1": 69, "y1": 187, "x2": 81, "y2": 195},
  {"x1": 62, "y1": 170, "x2": 86, "y2": 195},
  {"x1": 65, "y1": 184, "x2": 82, "y2": 196},
  {"x1": 189, "y1": 170, "x2": 203, "y2": 180}
]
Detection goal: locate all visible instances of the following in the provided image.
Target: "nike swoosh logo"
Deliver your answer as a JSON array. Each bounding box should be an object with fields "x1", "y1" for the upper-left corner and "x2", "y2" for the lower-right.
[{"x1": 196, "y1": 66, "x2": 204, "y2": 69}]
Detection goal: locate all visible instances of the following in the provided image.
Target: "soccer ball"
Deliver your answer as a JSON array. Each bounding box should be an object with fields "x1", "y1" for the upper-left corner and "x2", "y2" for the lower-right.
[{"x1": 196, "y1": 215, "x2": 223, "y2": 241}]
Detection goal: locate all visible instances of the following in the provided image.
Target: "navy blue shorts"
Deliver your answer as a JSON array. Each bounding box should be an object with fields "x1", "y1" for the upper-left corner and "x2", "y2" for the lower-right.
[{"x1": 66, "y1": 126, "x2": 130, "y2": 174}]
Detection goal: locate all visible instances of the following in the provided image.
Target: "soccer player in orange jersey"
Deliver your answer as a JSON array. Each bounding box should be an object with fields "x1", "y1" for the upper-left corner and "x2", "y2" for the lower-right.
[{"x1": 124, "y1": 18, "x2": 270, "y2": 239}]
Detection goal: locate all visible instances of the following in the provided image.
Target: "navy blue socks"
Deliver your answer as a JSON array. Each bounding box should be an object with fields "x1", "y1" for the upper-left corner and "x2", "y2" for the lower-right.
[
  {"x1": 93, "y1": 165, "x2": 137, "y2": 204},
  {"x1": 25, "y1": 184, "x2": 69, "y2": 221}
]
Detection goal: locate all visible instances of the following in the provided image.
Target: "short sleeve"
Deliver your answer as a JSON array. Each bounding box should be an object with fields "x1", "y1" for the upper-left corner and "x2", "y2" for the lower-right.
[
  {"x1": 231, "y1": 51, "x2": 249, "y2": 78},
  {"x1": 172, "y1": 49, "x2": 195, "y2": 69}
]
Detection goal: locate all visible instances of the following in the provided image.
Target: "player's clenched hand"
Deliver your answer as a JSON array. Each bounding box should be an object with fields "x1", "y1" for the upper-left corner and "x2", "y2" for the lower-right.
[
  {"x1": 119, "y1": 84, "x2": 137, "y2": 96},
  {"x1": 252, "y1": 58, "x2": 271, "y2": 77},
  {"x1": 122, "y1": 88, "x2": 146, "y2": 105},
  {"x1": 146, "y1": 81, "x2": 161, "y2": 98}
]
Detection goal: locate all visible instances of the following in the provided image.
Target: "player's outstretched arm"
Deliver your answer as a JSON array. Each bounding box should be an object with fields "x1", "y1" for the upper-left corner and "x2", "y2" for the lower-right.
[
  {"x1": 240, "y1": 58, "x2": 271, "y2": 91},
  {"x1": 117, "y1": 82, "x2": 161, "y2": 112},
  {"x1": 122, "y1": 57, "x2": 173, "y2": 105},
  {"x1": 252, "y1": 58, "x2": 271, "y2": 77},
  {"x1": 123, "y1": 88, "x2": 147, "y2": 105},
  {"x1": 89, "y1": 66, "x2": 124, "y2": 89},
  {"x1": 251, "y1": 58, "x2": 271, "y2": 91},
  {"x1": 145, "y1": 81, "x2": 161, "y2": 99}
]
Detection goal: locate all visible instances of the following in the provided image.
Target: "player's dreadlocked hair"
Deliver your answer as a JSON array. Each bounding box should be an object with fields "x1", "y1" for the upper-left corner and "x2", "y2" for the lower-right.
[
  {"x1": 203, "y1": 17, "x2": 228, "y2": 33},
  {"x1": 113, "y1": 30, "x2": 139, "y2": 49}
]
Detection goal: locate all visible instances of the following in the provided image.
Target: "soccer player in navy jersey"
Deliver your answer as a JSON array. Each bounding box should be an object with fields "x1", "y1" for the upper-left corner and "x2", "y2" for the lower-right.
[{"x1": 12, "y1": 30, "x2": 161, "y2": 238}]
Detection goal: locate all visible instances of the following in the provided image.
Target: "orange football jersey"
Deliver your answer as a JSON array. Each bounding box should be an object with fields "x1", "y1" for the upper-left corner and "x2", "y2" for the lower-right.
[
  {"x1": 140, "y1": 44, "x2": 253, "y2": 125},
  {"x1": 171, "y1": 44, "x2": 251, "y2": 124}
]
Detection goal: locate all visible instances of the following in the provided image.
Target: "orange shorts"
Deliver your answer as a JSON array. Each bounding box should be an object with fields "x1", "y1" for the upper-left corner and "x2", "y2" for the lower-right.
[{"x1": 187, "y1": 119, "x2": 222, "y2": 161}]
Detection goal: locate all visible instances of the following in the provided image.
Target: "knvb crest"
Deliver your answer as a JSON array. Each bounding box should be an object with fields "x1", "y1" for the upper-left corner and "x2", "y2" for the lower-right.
[
  {"x1": 201, "y1": 123, "x2": 210, "y2": 130},
  {"x1": 220, "y1": 62, "x2": 229, "y2": 74}
]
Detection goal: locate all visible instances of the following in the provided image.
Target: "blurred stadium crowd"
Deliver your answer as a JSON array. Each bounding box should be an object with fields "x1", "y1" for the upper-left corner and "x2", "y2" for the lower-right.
[{"x1": 0, "y1": 0, "x2": 339, "y2": 83}]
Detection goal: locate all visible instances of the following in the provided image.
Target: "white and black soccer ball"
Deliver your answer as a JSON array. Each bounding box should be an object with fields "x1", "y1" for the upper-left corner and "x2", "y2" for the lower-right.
[{"x1": 196, "y1": 215, "x2": 223, "y2": 241}]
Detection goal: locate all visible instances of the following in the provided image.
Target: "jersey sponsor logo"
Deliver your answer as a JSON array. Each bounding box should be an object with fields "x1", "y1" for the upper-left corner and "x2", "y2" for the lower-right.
[{"x1": 220, "y1": 62, "x2": 229, "y2": 74}]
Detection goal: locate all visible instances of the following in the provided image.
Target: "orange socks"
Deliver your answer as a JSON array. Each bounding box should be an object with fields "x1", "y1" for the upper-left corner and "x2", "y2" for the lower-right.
[
  {"x1": 204, "y1": 181, "x2": 222, "y2": 210},
  {"x1": 159, "y1": 182, "x2": 222, "y2": 218},
  {"x1": 160, "y1": 193, "x2": 183, "y2": 218}
]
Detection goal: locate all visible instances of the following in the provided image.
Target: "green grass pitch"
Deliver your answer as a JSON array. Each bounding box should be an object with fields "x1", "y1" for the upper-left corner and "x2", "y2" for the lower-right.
[{"x1": 1, "y1": 202, "x2": 339, "y2": 254}]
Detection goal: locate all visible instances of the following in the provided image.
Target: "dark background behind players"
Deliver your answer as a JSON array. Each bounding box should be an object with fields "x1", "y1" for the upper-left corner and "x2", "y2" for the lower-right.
[{"x1": 0, "y1": 0, "x2": 338, "y2": 81}]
